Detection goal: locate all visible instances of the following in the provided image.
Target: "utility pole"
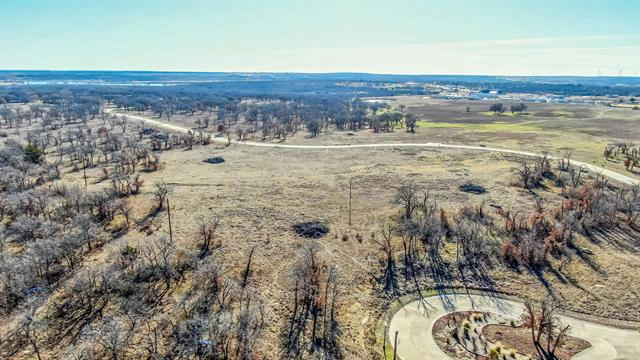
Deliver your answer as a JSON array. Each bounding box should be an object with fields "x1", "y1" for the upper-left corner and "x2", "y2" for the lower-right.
[
  {"x1": 167, "y1": 198, "x2": 173, "y2": 243},
  {"x1": 83, "y1": 159, "x2": 88, "y2": 188},
  {"x1": 383, "y1": 322, "x2": 387, "y2": 356},
  {"x1": 348, "y1": 177, "x2": 352, "y2": 226},
  {"x1": 393, "y1": 330, "x2": 399, "y2": 360}
]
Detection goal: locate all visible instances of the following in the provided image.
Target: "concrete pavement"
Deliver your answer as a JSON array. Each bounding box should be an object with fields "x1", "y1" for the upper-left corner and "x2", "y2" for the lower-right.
[{"x1": 388, "y1": 293, "x2": 640, "y2": 360}]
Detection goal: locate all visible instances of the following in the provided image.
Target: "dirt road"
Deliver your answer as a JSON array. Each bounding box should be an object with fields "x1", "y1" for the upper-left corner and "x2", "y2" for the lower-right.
[{"x1": 106, "y1": 109, "x2": 639, "y2": 185}]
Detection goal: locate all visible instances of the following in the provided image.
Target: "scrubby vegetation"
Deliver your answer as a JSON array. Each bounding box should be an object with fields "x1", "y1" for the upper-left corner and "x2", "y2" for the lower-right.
[
  {"x1": 373, "y1": 153, "x2": 640, "y2": 300},
  {"x1": 604, "y1": 143, "x2": 639, "y2": 174},
  {"x1": 0, "y1": 80, "x2": 638, "y2": 359},
  {"x1": 0, "y1": 91, "x2": 354, "y2": 359},
  {"x1": 0, "y1": 96, "x2": 254, "y2": 359}
]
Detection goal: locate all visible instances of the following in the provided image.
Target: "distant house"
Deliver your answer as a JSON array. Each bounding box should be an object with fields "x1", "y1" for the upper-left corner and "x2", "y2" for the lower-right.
[
  {"x1": 479, "y1": 89, "x2": 504, "y2": 94},
  {"x1": 468, "y1": 92, "x2": 498, "y2": 100}
]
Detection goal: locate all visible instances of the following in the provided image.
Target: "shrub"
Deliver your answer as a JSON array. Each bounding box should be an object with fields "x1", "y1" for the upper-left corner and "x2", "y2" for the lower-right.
[
  {"x1": 106, "y1": 214, "x2": 128, "y2": 233},
  {"x1": 554, "y1": 173, "x2": 569, "y2": 188},
  {"x1": 500, "y1": 241, "x2": 520, "y2": 267},
  {"x1": 489, "y1": 343, "x2": 504, "y2": 359},
  {"x1": 23, "y1": 143, "x2": 44, "y2": 163}
]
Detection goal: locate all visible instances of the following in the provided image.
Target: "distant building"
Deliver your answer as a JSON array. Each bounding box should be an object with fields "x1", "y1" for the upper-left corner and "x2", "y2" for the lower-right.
[
  {"x1": 468, "y1": 92, "x2": 498, "y2": 100},
  {"x1": 549, "y1": 95, "x2": 567, "y2": 103}
]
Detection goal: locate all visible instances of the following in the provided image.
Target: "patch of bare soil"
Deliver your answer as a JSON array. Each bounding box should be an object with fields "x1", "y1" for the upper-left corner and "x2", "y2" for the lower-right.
[{"x1": 482, "y1": 324, "x2": 591, "y2": 360}]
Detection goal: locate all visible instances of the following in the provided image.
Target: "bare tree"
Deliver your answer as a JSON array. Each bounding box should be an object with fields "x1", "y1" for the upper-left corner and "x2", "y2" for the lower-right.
[
  {"x1": 521, "y1": 298, "x2": 570, "y2": 360},
  {"x1": 196, "y1": 216, "x2": 221, "y2": 258},
  {"x1": 510, "y1": 102, "x2": 528, "y2": 115},
  {"x1": 513, "y1": 160, "x2": 534, "y2": 189},
  {"x1": 375, "y1": 223, "x2": 397, "y2": 294},
  {"x1": 92, "y1": 316, "x2": 134, "y2": 360},
  {"x1": 16, "y1": 301, "x2": 45, "y2": 360},
  {"x1": 569, "y1": 165, "x2": 585, "y2": 188},
  {"x1": 489, "y1": 103, "x2": 505, "y2": 115},
  {"x1": 557, "y1": 151, "x2": 572, "y2": 172},
  {"x1": 620, "y1": 184, "x2": 640, "y2": 226},
  {"x1": 235, "y1": 295, "x2": 266, "y2": 359},
  {"x1": 0, "y1": 226, "x2": 6, "y2": 254},
  {"x1": 404, "y1": 113, "x2": 417, "y2": 133},
  {"x1": 394, "y1": 183, "x2": 420, "y2": 219},
  {"x1": 284, "y1": 241, "x2": 342, "y2": 358},
  {"x1": 153, "y1": 182, "x2": 172, "y2": 212},
  {"x1": 455, "y1": 219, "x2": 492, "y2": 266},
  {"x1": 0, "y1": 194, "x2": 6, "y2": 222},
  {"x1": 119, "y1": 116, "x2": 128, "y2": 133},
  {"x1": 71, "y1": 214, "x2": 103, "y2": 252},
  {"x1": 113, "y1": 199, "x2": 133, "y2": 228}
]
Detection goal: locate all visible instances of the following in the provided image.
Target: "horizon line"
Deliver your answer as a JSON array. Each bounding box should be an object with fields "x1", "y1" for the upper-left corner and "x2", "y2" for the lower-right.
[{"x1": 1, "y1": 69, "x2": 639, "y2": 79}]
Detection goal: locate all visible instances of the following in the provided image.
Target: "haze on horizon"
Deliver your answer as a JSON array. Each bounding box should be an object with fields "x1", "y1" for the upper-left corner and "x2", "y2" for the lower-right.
[{"x1": 1, "y1": 0, "x2": 639, "y2": 77}]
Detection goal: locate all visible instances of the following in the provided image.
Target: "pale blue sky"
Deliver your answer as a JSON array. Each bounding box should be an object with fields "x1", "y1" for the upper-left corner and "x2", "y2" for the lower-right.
[{"x1": 1, "y1": 0, "x2": 638, "y2": 75}]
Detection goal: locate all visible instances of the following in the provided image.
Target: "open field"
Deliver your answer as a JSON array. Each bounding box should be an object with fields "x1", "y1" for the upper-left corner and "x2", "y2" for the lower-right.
[
  {"x1": 106, "y1": 107, "x2": 639, "y2": 186},
  {"x1": 3, "y1": 0, "x2": 640, "y2": 355},
  {"x1": 1, "y1": 90, "x2": 639, "y2": 359},
  {"x1": 115, "y1": 96, "x2": 640, "y2": 183},
  {"x1": 58, "y1": 141, "x2": 640, "y2": 358}
]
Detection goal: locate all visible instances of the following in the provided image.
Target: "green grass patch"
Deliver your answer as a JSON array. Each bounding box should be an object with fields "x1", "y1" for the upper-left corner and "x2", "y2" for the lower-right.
[{"x1": 416, "y1": 120, "x2": 541, "y2": 132}]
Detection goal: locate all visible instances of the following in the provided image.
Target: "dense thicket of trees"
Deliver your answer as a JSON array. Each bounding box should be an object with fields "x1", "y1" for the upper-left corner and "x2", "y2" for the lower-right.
[
  {"x1": 0, "y1": 95, "x2": 214, "y2": 359},
  {"x1": 0, "y1": 85, "x2": 425, "y2": 141}
]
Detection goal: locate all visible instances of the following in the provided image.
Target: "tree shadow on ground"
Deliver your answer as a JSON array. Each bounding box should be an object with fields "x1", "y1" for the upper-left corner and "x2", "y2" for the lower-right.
[
  {"x1": 462, "y1": 259, "x2": 507, "y2": 311},
  {"x1": 589, "y1": 227, "x2": 640, "y2": 253},
  {"x1": 567, "y1": 240, "x2": 604, "y2": 274},
  {"x1": 528, "y1": 266, "x2": 562, "y2": 302},
  {"x1": 428, "y1": 252, "x2": 456, "y2": 311},
  {"x1": 550, "y1": 262, "x2": 594, "y2": 297}
]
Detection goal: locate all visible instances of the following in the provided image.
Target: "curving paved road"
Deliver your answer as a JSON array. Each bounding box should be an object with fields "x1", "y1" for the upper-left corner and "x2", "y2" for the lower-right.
[
  {"x1": 388, "y1": 293, "x2": 640, "y2": 360},
  {"x1": 105, "y1": 108, "x2": 639, "y2": 185}
]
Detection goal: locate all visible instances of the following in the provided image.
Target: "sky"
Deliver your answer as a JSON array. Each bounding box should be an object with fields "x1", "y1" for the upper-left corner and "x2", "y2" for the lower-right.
[{"x1": 1, "y1": 0, "x2": 639, "y2": 76}]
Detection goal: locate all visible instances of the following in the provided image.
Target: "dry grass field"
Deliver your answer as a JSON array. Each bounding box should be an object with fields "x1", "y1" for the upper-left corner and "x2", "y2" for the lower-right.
[
  {"x1": 1, "y1": 97, "x2": 639, "y2": 359},
  {"x1": 56, "y1": 141, "x2": 640, "y2": 358},
  {"x1": 120, "y1": 97, "x2": 640, "y2": 182},
  {"x1": 3, "y1": 1, "x2": 640, "y2": 357}
]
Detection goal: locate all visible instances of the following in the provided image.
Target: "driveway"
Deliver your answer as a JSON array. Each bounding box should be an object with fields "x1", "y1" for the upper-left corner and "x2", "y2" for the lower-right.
[{"x1": 388, "y1": 293, "x2": 640, "y2": 359}]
